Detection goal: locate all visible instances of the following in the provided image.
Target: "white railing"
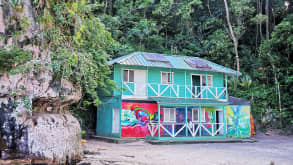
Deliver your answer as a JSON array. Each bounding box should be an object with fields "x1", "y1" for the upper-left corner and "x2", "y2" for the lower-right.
[
  {"x1": 160, "y1": 123, "x2": 186, "y2": 137},
  {"x1": 123, "y1": 82, "x2": 135, "y2": 95},
  {"x1": 119, "y1": 82, "x2": 227, "y2": 100},
  {"x1": 187, "y1": 122, "x2": 200, "y2": 137},
  {"x1": 200, "y1": 122, "x2": 225, "y2": 136},
  {"x1": 147, "y1": 122, "x2": 159, "y2": 137},
  {"x1": 148, "y1": 122, "x2": 225, "y2": 137}
]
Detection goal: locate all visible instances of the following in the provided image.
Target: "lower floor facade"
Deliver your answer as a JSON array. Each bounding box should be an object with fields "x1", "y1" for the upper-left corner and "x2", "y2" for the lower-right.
[{"x1": 96, "y1": 97, "x2": 252, "y2": 140}]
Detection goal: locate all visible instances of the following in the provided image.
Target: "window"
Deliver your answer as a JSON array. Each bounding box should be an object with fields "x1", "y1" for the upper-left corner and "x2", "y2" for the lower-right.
[
  {"x1": 163, "y1": 108, "x2": 176, "y2": 122},
  {"x1": 207, "y1": 75, "x2": 213, "y2": 87},
  {"x1": 192, "y1": 108, "x2": 199, "y2": 122},
  {"x1": 123, "y1": 69, "x2": 134, "y2": 82},
  {"x1": 161, "y1": 72, "x2": 173, "y2": 84},
  {"x1": 192, "y1": 108, "x2": 206, "y2": 122},
  {"x1": 201, "y1": 75, "x2": 213, "y2": 87}
]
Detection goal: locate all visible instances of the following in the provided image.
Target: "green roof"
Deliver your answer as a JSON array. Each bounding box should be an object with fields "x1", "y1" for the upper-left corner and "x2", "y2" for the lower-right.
[
  {"x1": 149, "y1": 97, "x2": 228, "y2": 106},
  {"x1": 108, "y1": 52, "x2": 241, "y2": 76}
]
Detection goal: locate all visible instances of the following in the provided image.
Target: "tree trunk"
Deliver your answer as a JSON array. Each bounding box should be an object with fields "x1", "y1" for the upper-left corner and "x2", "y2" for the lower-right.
[
  {"x1": 260, "y1": 0, "x2": 263, "y2": 40},
  {"x1": 265, "y1": 0, "x2": 269, "y2": 40},
  {"x1": 223, "y1": 0, "x2": 240, "y2": 73},
  {"x1": 207, "y1": 0, "x2": 212, "y2": 16}
]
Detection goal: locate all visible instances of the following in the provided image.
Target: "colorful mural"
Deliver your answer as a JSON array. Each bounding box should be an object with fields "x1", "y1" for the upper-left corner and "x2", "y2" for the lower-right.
[
  {"x1": 121, "y1": 102, "x2": 158, "y2": 137},
  {"x1": 120, "y1": 103, "x2": 251, "y2": 138},
  {"x1": 226, "y1": 105, "x2": 251, "y2": 138}
]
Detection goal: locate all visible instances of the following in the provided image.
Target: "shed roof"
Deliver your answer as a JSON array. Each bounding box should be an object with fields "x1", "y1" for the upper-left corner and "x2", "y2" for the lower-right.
[
  {"x1": 108, "y1": 52, "x2": 241, "y2": 76},
  {"x1": 228, "y1": 96, "x2": 250, "y2": 105}
]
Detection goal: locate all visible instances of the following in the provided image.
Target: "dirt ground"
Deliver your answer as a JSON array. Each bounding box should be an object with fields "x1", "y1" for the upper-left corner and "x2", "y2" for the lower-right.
[{"x1": 78, "y1": 133, "x2": 293, "y2": 165}]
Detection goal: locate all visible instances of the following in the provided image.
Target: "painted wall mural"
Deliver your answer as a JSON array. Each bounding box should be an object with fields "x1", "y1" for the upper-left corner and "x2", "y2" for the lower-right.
[
  {"x1": 121, "y1": 102, "x2": 158, "y2": 137},
  {"x1": 226, "y1": 105, "x2": 251, "y2": 138},
  {"x1": 120, "y1": 102, "x2": 251, "y2": 138}
]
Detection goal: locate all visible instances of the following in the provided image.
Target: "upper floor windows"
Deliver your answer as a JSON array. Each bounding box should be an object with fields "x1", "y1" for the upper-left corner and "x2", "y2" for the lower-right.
[
  {"x1": 202, "y1": 75, "x2": 213, "y2": 87},
  {"x1": 123, "y1": 69, "x2": 134, "y2": 83},
  {"x1": 161, "y1": 72, "x2": 173, "y2": 84}
]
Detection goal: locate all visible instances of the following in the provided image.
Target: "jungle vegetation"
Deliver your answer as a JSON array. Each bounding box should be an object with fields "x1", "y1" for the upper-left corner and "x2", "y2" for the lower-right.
[
  {"x1": 1, "y1": 0, "x2": 292, "y2": 132},
  {"x1": 89, "y1": 0, "x2": 293, "y2": 132}
]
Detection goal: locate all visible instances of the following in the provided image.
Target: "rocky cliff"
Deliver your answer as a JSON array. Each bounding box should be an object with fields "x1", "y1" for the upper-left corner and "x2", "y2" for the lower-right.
[{"x1": 0, "y1": 0, "x2": 83, "y2": 163}]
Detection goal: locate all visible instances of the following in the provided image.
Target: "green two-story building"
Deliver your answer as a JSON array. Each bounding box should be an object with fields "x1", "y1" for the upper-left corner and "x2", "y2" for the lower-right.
[{"x1": 97, "y1": 52, "x2": 252, "y2": 140}]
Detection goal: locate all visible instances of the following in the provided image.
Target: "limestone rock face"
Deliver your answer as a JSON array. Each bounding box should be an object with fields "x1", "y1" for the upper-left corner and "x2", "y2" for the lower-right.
[
  {"x1": 27, "y1": 114, "x2": 83, "y2": 163},
  {"x1": 0, "y1": 0, "x2": 83, "y2": 163}
]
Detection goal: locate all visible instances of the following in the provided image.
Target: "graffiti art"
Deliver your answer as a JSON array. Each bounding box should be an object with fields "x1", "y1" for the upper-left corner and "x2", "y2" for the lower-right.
[
  {"x1": 121, "y1": 102, "x2": 158, "y2": 137},
  {"x1": 226, "y1": 105, "x2": 251, "y2": 138}
]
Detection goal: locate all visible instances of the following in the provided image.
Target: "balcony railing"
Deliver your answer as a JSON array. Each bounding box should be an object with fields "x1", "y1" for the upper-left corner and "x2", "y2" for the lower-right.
[
  {"x1": 147, "y1": 122, "x2": 225, "y2": 138},
  {"x1": 117, "y1": 82, "x2": 228, "y2": 100}
]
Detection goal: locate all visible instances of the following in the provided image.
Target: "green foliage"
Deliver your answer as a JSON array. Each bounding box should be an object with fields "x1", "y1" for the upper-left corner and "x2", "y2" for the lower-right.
[
  {"x1": 0, "y1": 47, "x2": 32, "y2": 73},
  {"x1": 13, "y1": 0, "x2": 289, "y2": 130},
  {"x1": 36, "y1": 0, "x2": 117, "y2": 106},
  {"x1": 91, "y1": 0, "x2": 293, "y2": 130}
]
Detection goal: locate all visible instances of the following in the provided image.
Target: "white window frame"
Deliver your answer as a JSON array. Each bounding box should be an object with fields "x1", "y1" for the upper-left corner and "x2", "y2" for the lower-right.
[
  {"x1": 161, "y1": 72, "x2": 173, "y2": 84},
  {"x1": 206, "y1": 75, "x2": 213, "y2": 87},
  {"x1": 201, "y1": 108, "x2": 206, "y2": 122},
  {"x1": 192, "y1": 108, "x2": 199, "y2": 122},
  {"x1": 163, "y1": 108, "x2": 176, "y2": 122},
  {"x1": 190, "y1": 74, "x2": 213, "y2": 87},
  {"x1": 191, "y1": 108, "x2": 206, "y2": 122},
  {"x1": 123, "y1": 69, "x2": 134, "y2": 83}
]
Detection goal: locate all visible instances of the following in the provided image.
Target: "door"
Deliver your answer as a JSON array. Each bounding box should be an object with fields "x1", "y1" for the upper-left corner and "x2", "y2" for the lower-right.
[
  {"x1": 112, "y1": 108, "x2": 120, "y2": 134},
  {"x1": 134, "y1": 70, "x2": 147, "y2": 96},
  {"x1": 216, "y1": 110, "x2": 224, "y2": 135},
  {"x1": 191, "y1": 75, "x2": 201, "y2": 97}
]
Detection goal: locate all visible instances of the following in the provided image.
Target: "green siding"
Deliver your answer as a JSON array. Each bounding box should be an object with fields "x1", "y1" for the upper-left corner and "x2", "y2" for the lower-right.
[
  {"x1": 112, "y1": 64, "x2": 226, "y2": 99},
  {"x1": 96, "y1": 96, "x2": 121, "y2": 137}
]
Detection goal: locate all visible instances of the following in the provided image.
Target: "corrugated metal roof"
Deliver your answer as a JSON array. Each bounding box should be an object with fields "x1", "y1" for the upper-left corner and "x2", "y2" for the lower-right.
[
  {"x1": 108, "y1": 52, "x2": 241, "y2": 76},
  {"x1": 228, "y1": 96, "x2": 250, "y2": 105}
]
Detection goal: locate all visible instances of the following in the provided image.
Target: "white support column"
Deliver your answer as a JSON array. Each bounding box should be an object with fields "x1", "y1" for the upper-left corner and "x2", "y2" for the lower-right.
[
  {"x1": 158, "y1": 104, "x2": 161, "y2": 139},
  {"x1": 199, "y1": 106, "x2": 202, "y2": 137}
]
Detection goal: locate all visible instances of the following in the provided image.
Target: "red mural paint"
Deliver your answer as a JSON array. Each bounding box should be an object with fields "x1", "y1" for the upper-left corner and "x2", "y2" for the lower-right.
[{"x1": 121, "y1": 102, "x2": 158, "y2": 138}]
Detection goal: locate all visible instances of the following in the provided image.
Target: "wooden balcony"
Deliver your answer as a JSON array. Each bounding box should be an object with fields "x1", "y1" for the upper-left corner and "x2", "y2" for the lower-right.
[{"x1": 117, "y1": 82, "x2": 228, "y2": 100}]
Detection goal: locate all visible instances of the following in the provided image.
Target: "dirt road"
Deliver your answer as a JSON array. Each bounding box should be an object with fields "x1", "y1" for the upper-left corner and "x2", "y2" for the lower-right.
[{"x1": 79, "y1": 133, "x2": 293, "y2": 165}]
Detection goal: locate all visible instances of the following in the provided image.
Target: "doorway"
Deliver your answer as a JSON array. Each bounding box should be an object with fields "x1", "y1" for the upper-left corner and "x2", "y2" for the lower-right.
[
  {"x1": 134, "y1": 70, "x2": 146, "y2": 96},
  {"x1": 191, "y1": 75, "x2": 201, "y2": 97},
  {"x1": 112, "y1": 108, "x2": 120, "y2": 134},
  {"x1": 215, "y1": 109, "x2": 224, "y2": 135}
]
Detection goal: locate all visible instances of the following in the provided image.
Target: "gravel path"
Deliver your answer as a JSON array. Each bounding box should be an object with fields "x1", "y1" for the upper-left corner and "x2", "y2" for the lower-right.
[{"x1": 79, "y1": 133, "x2": 293, "y2": 165}]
